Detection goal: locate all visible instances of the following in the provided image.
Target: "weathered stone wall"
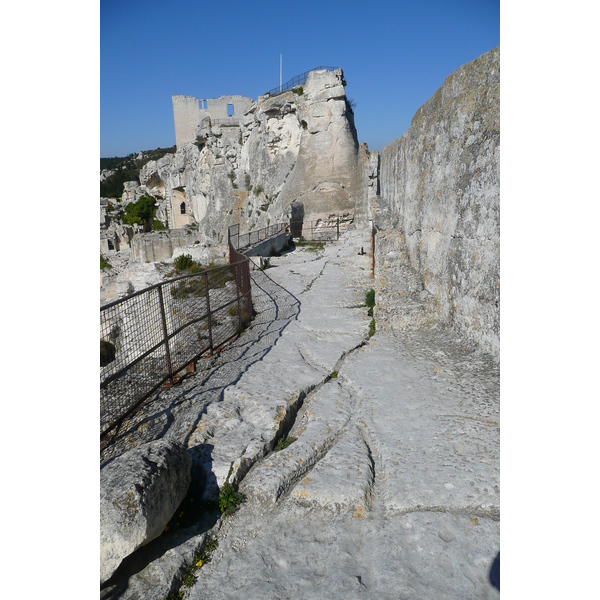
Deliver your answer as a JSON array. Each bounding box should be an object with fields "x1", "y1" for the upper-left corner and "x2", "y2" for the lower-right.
[
  {"x1": 131, "y1": 229, "x2": 203, "y2": 263},
  {"x1": 377, "y1": 46, "x2": 499, "y2": 357},
  {"x1": 172, "y1": 94, "x2": 254, "y2": 147}
]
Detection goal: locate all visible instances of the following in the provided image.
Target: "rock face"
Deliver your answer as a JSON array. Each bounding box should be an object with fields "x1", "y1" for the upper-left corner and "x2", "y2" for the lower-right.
[
  {"x1": 376, "y1": 46, "x2": 500, "y2": 357},
  {"x1": 100, "y1": 439, "x2": 192, "y2": 584},
  {"x1": 131, "y1": 68, "x2": 366, "y2": 251}
]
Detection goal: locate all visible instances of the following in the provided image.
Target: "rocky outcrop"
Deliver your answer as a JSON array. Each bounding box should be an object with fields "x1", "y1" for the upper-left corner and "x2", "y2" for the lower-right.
[
  {"x1": 130, "y1": 68, "x2": 365, "y2": 251},
  {"x1": 100, "y1": 439, "x2": 192, "y2": 584},
  {"x1": 376, "y1": 46, "x2": 499, "y2": 357},
  {"x1": 273, "y1": 69, "x2": 363, "y2": 224}
]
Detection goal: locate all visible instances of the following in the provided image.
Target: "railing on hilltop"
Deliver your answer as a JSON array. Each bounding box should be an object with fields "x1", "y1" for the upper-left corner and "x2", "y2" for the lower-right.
[
  {"x1": 210, "y1": 117, "x2": 240, "y2": 127},
  {"x1": 100, "y1": 259, "x2": 252, "y2": 440},
  {"x1": 228, "y1": 222, "x2": 287, "y2": 251},
  {"x1": 289, "y1": 216, "x2": 347, "y2": 242},
  {"x1": 267, "y1": 66, "x2": 340, "y2": 97}
]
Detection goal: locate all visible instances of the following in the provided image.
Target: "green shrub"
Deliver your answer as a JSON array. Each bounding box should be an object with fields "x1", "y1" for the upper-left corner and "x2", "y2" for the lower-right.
[
  {"x1": 174, "y1": 254, "x2": 195, "y2": 272},
  {"x1": 218, "y1": 464, "x2": 244, "y2": 517},
  {"x1": 368, "y1": 318, "x2": 376, "y2": 338},
  {"x1": 252, "y1": 185, "x2": 264, "y2": 196},
  {"x1": 181, "y1": 566, "x2": 197, "y2": 588},
  {"x1": 122, "y1": 194, "x2": 157, "y2": 229},
  {"x1": 274, "y1": 435, "x2": 296, "y2": 451},
  {"x1": 259, "y1": 257, "x2": 271, "y2": 271},
  {"x1": 100, "y1": 340, "x2": 116, "y2": 367},
  {"x1": 100, "y1": 255, "x2": 111, "y2": 270},
  {"x1": 293, "y1": 85, "x2": 303, "y2": 96},
  {"x1": 218, "y1": 481, "x2": 243, "y2": 517},
  {"x1": 329, "y1": 370, "x2": 338, "y2": 379},
  {"x1": 366, "y1": 289, "x2": 375, "y2": 317},
  {"x1": 152, "y1": 219, "x2": 166, "y2": 230},
  {"x1": 245, "y1": 174, "x2": 251, "y2": 189}
]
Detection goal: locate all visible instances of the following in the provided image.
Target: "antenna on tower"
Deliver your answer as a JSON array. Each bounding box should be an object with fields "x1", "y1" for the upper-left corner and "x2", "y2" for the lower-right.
[{"x1": 280, "y1": 53, "x2": 282, "y2": 93}]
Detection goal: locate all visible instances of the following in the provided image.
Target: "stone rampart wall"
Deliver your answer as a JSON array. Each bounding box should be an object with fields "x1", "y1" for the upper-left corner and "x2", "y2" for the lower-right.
[
  {"x1": 131, "y1": 230, "x2": 202, "y2": 263},
  {"x1": 377, "y1": 46, "x2": 499, "y2": 357}
]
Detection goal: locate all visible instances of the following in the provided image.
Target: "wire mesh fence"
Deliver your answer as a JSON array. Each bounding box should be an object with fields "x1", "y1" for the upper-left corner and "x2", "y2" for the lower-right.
[
  {"x1": 289, "y1": 217, "x2": 345, "y2": 242},
  {"x1": 100, "y1": 260, "x2": 252, "y2": 439},
  {"x1": 228, "y1": 222, "x2": 287, "y2": 250},
  {"x1": 267, "y1": 66, "x2": 339, "y2": 97}
]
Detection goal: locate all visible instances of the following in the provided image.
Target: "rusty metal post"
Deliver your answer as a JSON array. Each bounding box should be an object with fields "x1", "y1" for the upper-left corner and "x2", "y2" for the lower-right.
[
  {"x1": 372, "y1": 224, "x2": 376, "y2": 278},
  {"x1": 234, "y1": 264, "x2": 242, "y2": 331},
  {"x1": 157, "y1": 286, "x2": 174, "y2": 383},
  {"x1": 203, "y1": 271, "x2": 213, "y2": 354}
]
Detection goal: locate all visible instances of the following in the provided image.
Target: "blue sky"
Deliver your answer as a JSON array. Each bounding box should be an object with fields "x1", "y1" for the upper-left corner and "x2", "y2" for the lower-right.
[{"x1": 101, "y1": 0, "x2": 499, "y2": 157}]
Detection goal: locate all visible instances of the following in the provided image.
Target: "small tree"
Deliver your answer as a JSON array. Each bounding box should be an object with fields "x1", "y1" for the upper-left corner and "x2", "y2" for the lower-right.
[{"x1": 122, "y1": 194, "x2": 157, "y2": 230}]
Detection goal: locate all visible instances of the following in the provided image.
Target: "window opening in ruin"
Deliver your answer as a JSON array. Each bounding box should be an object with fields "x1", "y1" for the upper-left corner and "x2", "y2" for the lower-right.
[
  {"x1": 107, "y1": 239, "x2": 114, "y2": 250},
  {"x1": 180, "y1": 202, "x2": 186, "y2": 214},
  {"x1": 227, "y1": 103, "x2": 234, "y2": 117}
]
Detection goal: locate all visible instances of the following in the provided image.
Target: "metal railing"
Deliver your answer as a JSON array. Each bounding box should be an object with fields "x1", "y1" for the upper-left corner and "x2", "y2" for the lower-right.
[
  {"x1": 100, "y1": 260, "x2": 252, "y2": 439},
  {"x1": 210, "y1": 118, "x2": 240, "y2": 127},
  {"x1": 289, "y1": 217, "x2": 346, "y2": 242},
  {"x1": 267, "y1": 66, "x2": 340, "y2": 97},
  {"x1": 228, "y1": 222, "x2": 287, "y2": 251}
]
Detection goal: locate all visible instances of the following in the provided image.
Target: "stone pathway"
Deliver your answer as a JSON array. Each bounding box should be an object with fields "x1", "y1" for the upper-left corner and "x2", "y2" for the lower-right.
[{"x1": 101, "y1": 230, "x2": 499, "y2": 600}]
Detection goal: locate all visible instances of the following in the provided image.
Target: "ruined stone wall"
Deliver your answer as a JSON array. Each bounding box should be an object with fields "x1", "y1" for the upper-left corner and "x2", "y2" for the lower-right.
[
  {"x1": 131, "y1": 230, "x2": 203, "y2": 263},
  {"x1": 377, "y1": 46, "x2": 499, "y2": 357},
  {"x1": 172, "y1": 94, "x2": 253, "y2": 147}
]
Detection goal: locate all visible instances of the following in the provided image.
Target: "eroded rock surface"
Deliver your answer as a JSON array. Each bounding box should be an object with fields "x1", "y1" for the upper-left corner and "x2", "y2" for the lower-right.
[
  {"x1": 100, "y1": 439, "x2": 192, "y2": 584},
  {"x1": 377, "y1": 46, "x2": 500, "y2": 357},
  {"x1": 101, "y1": 232, "x2": 498, "y2": 600}
]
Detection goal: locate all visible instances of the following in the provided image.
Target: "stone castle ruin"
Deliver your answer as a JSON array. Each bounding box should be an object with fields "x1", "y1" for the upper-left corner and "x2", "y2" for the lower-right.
[
  {"x1": 100, "y1": 48, "x2": 500, "y2": 596},
  {"x1": 101, "y1": 50, "x2": 499, "y2": 358},
  {"x1": 172, "y1": 94, "x2": 254, "y2": 147}
]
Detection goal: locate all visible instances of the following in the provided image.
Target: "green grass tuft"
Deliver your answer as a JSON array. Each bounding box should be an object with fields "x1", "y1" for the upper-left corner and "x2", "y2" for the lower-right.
[
  {"x1": 368, "y1": 317, "x2": 376, "y2": 338},
  {"x1": 274, "y1": 435, "x2": 297, "y2": 451}
]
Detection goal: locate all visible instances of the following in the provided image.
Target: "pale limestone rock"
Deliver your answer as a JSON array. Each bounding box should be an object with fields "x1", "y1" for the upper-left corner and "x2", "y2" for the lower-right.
[
  {"x1": 100, "y1": 439, "x2": 192, "y2": 584},
  {"x1": 377, "y1": 46, "x2": 500, "y2": 357}
]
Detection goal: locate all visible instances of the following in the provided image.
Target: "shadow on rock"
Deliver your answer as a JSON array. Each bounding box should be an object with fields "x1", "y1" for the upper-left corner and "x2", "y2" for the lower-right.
[
  {"x1": 100, "y1": 268, "x2": 301, "y2": 465},
  {"x1": 100, "y1": 444, "x2": 219, "y2": 598},
  {"x1": 489, "y1": 551, "x2": 500, "y2": 590}
]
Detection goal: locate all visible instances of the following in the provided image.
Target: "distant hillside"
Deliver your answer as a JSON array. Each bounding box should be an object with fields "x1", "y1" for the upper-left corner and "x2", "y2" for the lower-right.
[{"x1": 100, "y1": 146, "x2": 176, "y2": 198}]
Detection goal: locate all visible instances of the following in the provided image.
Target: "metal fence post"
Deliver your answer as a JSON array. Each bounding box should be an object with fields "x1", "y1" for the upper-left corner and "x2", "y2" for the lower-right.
[
  {"x1": 337, "y1": 216, "x2": 340, "y2": 240},
  {"x1": 203, "y1": 271, "x2": 213, "y2": 355},
  {"x1": 157, "y1": 286, "x2": 174, "y2": 383},
  {"x1": 234, "y1": 264, "x2": 242, "y2": 332}
]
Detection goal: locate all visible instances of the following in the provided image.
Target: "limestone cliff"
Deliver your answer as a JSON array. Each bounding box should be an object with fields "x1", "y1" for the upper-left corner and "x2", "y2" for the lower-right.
[
  {"x1": 376, "y1": 47, "x2": 499, "y2": 357},
  {"x1": 136, "y1": 68, "x2": 365, "y2": 250}
]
